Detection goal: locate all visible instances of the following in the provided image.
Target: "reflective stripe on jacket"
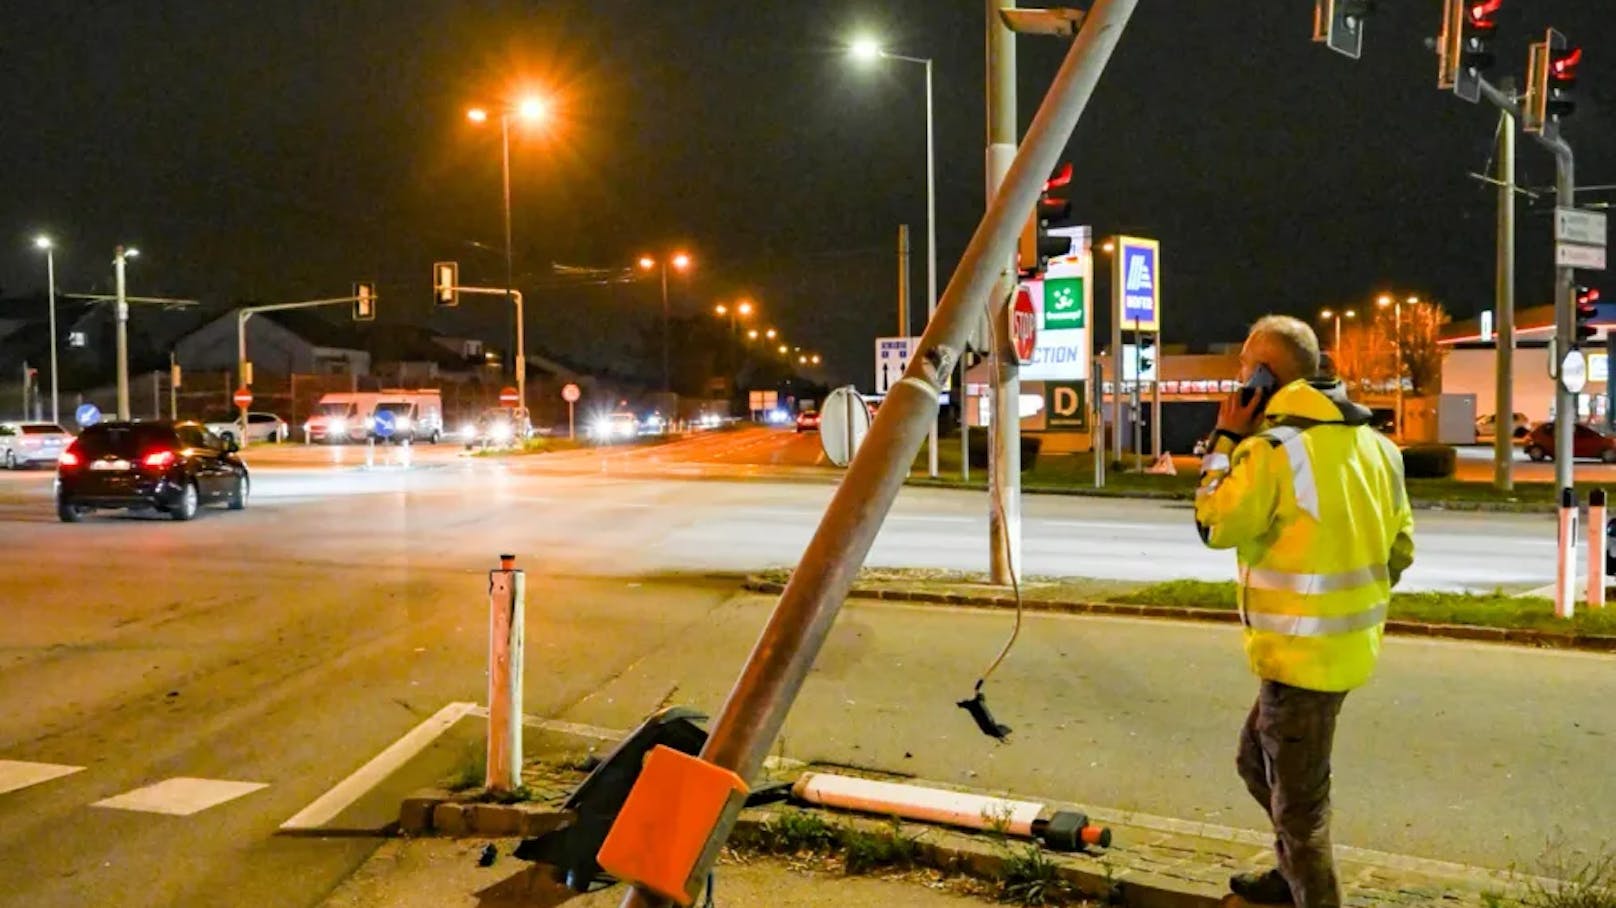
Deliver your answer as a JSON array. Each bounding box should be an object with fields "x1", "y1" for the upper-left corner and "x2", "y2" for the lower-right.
[{"x1": 1195, "y1": 379, "x2": 1415, "y2": 692}]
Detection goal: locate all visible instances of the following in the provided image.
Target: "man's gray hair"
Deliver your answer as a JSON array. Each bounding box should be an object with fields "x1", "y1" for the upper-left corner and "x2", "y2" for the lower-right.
[{"x1": 1248, "y1": 315, "x2": 1321, "y2": 380}]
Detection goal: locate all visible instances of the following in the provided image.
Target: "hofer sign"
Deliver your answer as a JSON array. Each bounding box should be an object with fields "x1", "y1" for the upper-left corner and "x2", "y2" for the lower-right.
[{"x1": 1113, "y1": 236, "x2": 1161, "y2": 333}]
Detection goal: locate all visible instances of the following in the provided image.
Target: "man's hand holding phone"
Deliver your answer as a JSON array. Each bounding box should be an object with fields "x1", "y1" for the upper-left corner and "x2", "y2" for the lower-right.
[{"x1": 1216, "y1": 364, "x2": 1277, "y2": 439}]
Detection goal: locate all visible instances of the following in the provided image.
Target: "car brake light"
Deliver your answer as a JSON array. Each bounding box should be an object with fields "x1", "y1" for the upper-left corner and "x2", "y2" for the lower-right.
[
  {"x1": 58, "y1": 450, "x2": 80, "y2": 467},
  {"x1": 142, "y1": 450, "x2": 177, "y2": 468}
]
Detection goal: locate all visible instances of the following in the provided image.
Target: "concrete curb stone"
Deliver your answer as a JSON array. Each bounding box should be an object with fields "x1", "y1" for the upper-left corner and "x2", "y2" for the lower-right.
[{"x1": 742, "y1": 577, "x2": 1616, "y2": 654}]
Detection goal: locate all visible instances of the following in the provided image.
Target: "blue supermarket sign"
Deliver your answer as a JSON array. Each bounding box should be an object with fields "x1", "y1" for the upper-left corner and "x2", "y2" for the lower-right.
[{"x1": 1114, "y1": 236, "x2": 1160, "y2": 333}]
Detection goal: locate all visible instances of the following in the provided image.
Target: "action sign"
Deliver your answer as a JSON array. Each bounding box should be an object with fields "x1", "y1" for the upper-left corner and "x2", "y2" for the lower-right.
[
  {"x1": 1010, "y1": 285, "x2": 1037, "y2": 364},
  {"x1": 1114, "y1": 236, "x2": 1161, "y2": 332},
  {"x1": 874, "y1": 337, "x2": 913, "y2": 395},
  {"x1": 233, "y1": 387, "x2": 253, "y2": 409}
]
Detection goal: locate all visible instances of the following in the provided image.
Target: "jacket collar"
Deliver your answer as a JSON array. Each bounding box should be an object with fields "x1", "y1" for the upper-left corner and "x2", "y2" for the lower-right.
[{"x1": 1263, "y1": 378, "x2": 1374, "y2": 428}]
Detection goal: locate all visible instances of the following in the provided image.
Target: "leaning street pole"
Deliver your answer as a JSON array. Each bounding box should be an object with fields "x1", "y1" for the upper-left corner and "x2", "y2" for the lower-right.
[
  {"x1": 617, "y1": 3, "x2": 1137, "y2": 904},
  {"x1": 1494, "y1": 104, "x2": 1515, "y2": 492},
  {"x1": 986, "y1": 0, "x2": 1021, "y2": 585}
]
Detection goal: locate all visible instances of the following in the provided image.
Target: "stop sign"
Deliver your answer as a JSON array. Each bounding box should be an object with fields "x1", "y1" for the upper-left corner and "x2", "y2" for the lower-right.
[
  {"x1": 233, "y1": 387, "x2": 253, "y2": 409},
  {"x1": 499, "y1": 386, "x2": 520, "y2": 406},
  {"x1": 561, "y1": 383, "x2": 581, "y2": 403},
  {"x1": 1010, "y1": 285, "x2": 1038, "y2": 365}
]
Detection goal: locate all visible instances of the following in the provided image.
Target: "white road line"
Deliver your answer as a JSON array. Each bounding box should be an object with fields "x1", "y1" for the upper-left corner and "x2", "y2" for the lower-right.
[
  {"x1": 93, "y1": 777, "x2": 269, "y2": 816},
  {"x1": 279, "y1": 700, "x2": 476, "y2": 831},
  {"x1": 0, "y1": 760, "x2": 85, "y2": 795}
]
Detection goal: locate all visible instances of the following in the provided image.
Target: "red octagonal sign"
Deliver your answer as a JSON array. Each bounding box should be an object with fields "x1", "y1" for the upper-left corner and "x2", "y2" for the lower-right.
[
  {"x1": 1010, "y1": 285, "x2": 1038, "y2": 365},
  {"x1": 233, "y1": 387, "x2": 253, "y2": 409},
  {"x1": 498, "y1": 386, "x2": 520, "y2": 406}
]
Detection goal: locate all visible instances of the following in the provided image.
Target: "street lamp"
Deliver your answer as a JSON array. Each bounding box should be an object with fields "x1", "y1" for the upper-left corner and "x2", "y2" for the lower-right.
[
  {"x1": 747, "y1": 328, "x2": 759, "y2": 341},
  {"x1": 466, "y1": 93, "x2": 551, "y2": 411},
  {"x1": 113, "y1": 246, "x2": 139, "y2": 420},
  {"x1": 34, "y1": 236, "x2": 58, "y2": 424},
  {"x1": 639, "y1": 252, "x2": 693, "y2": 393},
  {"x1": 765, "y1": 328, "x2": 777, "y2": 340},
  {"x1": 811, "y1": 354, "x2": 822, "y2": 365},
  {"x1": 1318, "y1": 307, "x2": 1356, "y2": 362},
  {"x1": 1377, "y1": 293, "x2": 1415, "y2": 438},
  {"x1": 851, "y1": 35, "x2": 938, "y2": 469}
]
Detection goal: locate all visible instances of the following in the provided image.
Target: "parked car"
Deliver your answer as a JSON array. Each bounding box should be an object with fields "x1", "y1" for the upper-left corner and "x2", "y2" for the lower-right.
[
  {"x1": 589, "y1": 411, "x2": 639, "y2": 443},
  {"x1": 0, "y1": 422, "x2": 72, "y2": 469},
  {"x1": 1476, "y1": 411, "x2": 1531, "y2": 441},
  {"x1": 462, "y1": 407, "x2": 533, "y2": 448},
  {"x1": 1524, "y1": 422, "x2": 1616, "y2": 463},
  {"x1": 203, "y1": 411, "x2": 288, "y2": 445},
  {"x1": 55, "y1": 421, "x2": 249, "y2": 522},
  {"x1": 795, "y1": 410, "x2": 821, "y2": 433}
]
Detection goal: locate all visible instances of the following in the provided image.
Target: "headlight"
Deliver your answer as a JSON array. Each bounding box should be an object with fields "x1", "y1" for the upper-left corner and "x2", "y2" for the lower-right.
[
  {"x1": 459, "y1": 423, "x2": 476, "y2": 438},
  {"x1": 329, "y1": 418, "x2": 347, "y2": 434},
  {"x1": 616, "y1": 423, "x2": 635, "y2": 438},
  {"x1": 491, "y1": 423, "x2": 514, "y2": 442},
  {"x1": 396, "y1": 416, "x2": 412, "y2": 430}
]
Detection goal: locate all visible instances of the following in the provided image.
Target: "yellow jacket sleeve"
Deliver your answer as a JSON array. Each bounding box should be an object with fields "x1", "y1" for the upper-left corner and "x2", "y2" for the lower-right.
[
  {"x1": 1385, "y1": 448, "x2": 1416, "y2": 588},
  {"x1": 1195, "y1": 433, "x2": 1282, "y2": 550}
]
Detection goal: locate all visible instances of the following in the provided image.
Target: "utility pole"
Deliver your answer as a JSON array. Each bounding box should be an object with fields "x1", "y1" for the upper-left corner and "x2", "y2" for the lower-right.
[
  {"x1": 1553, "y1": 149, "x2": 1576, "y2": 493},
  {"x1": 987, "y1": 0, "x2": 1021, "y2": 585},
  {"x1": 113, "y1": 245, "x2": 135, "y2": 420},
  {"x1": 923, "y1": 55, "x2": 940, "y2": 480},
  {"x1": 1494, "y1": 103, "x2": 1516, "y2": 492},
  {"x1": 616, "y1": 6, "x2": 1135, "y2": 905},
  {"x1": 1111, "y1": 250, "x2": 1123, "y2": 464},
  {"x1": 898, "y1": 224, "x2": 910, "y2": 338}
]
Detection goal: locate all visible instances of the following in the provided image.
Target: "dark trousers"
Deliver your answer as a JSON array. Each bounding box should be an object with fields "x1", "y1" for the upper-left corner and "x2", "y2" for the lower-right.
[{"x1": 1236, "y1": 680, "x2": 1348, "y2": 908}]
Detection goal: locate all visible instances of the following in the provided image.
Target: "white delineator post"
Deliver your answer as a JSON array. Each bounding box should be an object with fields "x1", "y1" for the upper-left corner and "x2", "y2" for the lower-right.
[
  {"x1": 487, "y1": 554, "x2": 525, "y2": 792},
  {"x1": 1557, "y1": 488, "x2": 1578, "y2": 620},
  {"x1": 1587, "y1": 489, "x2": 1606, "y2": 609}
]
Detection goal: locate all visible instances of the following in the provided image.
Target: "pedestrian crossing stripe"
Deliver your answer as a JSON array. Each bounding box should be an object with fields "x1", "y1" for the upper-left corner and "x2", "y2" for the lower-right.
[
  {"x1": 0, "y1": 760, "x2": 85, "y2": 796},
  {"x1": 91, "y1": 777, "x2": 269, "y2": 816}
]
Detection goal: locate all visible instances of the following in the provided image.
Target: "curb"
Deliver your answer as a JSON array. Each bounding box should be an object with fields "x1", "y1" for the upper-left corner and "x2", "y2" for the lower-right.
[
  {"x1": 397, "y1": 789, "x2": 576, "y2": 838},
  {"x1": 742, "y1": 578, "x2": 1616, "y2": 654}
]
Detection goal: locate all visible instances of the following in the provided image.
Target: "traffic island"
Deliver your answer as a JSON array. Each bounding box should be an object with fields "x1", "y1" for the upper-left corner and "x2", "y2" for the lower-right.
[{"x1": 745, "y1": 569, "x2": 1616, "y2": 654}]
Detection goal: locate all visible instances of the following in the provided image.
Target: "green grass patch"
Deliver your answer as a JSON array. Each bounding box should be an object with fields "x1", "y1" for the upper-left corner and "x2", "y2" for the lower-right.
[
  {"x1": 997, "y1": 842, "x2": 1084, "y2": 906},
  {"x1": 733, "y1": 810, "x2": 926, "y2": 877},
  {"x1": 1113, "y1": 582, "x2": 1616, "y2": 636},
  {"x1": 443, "y1": 740, "x2": 486, "y2": 792}
]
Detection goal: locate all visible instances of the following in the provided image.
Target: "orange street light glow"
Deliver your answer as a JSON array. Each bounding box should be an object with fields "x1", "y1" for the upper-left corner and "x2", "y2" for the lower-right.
[
  {"x1": 765, "y1": 328, "x2": 777, "y2": 339},
  {"x1": 748, "y1": 329, "x2": 759, "y2": 339},
  {"x1": 737, "y1": 300, "x2": 754, "y2": 316},
  {"x1": 672, "y1": 252, "x2": 692, "y2": 270},
  {"x1": 467, "y1": 107, "x2": 489, "y2": 123},
  {"x1": 638, "y1": 256, "x2": 656, "y2": 270},
  {"x1": 517, "y1": 96, "x2": 548, "y2": 121},
  {"x1": 714, "y1": 304, "x2": 728, "y2": 316}
]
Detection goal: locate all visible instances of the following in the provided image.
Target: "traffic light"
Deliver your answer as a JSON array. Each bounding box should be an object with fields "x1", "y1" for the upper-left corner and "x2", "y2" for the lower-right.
[
  {"x1": 1440, "y1": 0, "x2": 1501, "y2": 103},
  {"x1": 1314, "y1": 0, "x2": 1374, "y2": 60},
  {"x1": 1576, "y1": 286, "x2": 1600, "y2": 346},
  {"x1": 433, "y1": 261, "x2": 459, "y2": 308},
  {"x1": 1526, "y1": 28, "x2": 1580, "y2": 138},
  {"x1": 1018, "y1": 162, "x2": 1075, "y2": 277},
  {"x1": 353, "y1": 282, "x2": 377, "y2": 322},
  {"x1": 1136, "y1": 337, "x2": 1156, "y2": 379}
]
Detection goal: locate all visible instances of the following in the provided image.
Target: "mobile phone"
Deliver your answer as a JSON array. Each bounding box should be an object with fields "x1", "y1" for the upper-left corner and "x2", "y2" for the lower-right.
[{"x1": 1240, "y1": 364, "x2": 1277, "y2": 409}]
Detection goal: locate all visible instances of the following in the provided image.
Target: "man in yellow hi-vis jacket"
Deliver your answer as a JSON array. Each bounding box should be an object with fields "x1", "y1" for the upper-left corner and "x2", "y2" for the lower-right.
[{"x1": 1196, "y1": 316, "x2": 1414, "y2": 907}]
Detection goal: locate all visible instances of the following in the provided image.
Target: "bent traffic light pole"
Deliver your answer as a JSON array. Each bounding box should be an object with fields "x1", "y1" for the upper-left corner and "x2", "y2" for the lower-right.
[{"x1": 616, "y1": 1, "x2": 1139, "y2": 904}]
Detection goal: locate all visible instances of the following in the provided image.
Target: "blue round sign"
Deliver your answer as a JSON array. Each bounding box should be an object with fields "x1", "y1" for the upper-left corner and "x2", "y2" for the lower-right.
[
  {"x1": 75, "y1": 403, "x2": 101, "y2": 428},
  {"x1": 372, "y1": 409, "x2": 396, "y2": 439}
]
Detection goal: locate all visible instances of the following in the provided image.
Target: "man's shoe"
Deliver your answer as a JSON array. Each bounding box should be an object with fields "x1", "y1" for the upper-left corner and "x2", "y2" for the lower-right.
[{"x1": 1229, "y1": 869, "x2": 1294, "y2": 905}]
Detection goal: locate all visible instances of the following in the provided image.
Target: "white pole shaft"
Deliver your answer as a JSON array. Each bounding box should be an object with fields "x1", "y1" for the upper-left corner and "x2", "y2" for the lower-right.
[
  {"x1": 514, "y1": 291, "x2": 526, "y2": 417},
  {"x1": 925, "y1": 58, "x2": 939, "y2": 479},
  {"x1": 987, "y1": 0, "x2": 1020, "y2": 586},
  {"x1": 1557, "y1": 490, "x2": 1577, "y2": 620},
  {"x1": 114, "y1": 248, "x2": 130, "y2": 420},
  {"x1": 487, "y1": 563, "x2": 525, "y2": 791},
  {"x1": 1494, "y1": 107, "x2": 1515, "y2": 489},
  {"x1": 793, "y1": 772, "x2": 1042, "y2": 837},
  {"x1": 46, "y1": 250, "x2": 58, "y2": 425},
  {"x1": 1589, "y1": 496, "x2": 1607, "y2": 609}
]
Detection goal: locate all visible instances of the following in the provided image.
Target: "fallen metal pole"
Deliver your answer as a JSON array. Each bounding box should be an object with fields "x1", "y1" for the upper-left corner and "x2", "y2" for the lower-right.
[{"x1": 618, "y1": 3, "x2": 1137, "y2": 903}]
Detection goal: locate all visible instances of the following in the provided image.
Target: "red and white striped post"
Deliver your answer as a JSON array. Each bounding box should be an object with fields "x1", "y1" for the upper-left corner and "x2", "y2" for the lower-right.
[
  {"x1": 487, "y1": 554, "x2": 526, "y2": 791},
  {"x1": 1556, "y1": 488, "x2": 1578, "y2": 620},
  {"x1": 1588, "y1": 489, "x2": 1607, "y2": 610}
]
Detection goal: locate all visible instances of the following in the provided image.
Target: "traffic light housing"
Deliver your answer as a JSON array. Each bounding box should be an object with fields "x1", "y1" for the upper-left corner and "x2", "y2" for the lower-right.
[
  {"x1": 1314, "y1": 0, "x2": 1374, "y2": 60},
  {"x1": 1136, "y1": 337, "x2": 1156, "y2": 379},
  {"x1": 433, "y1": 261, "x2": 459, "y2": 308},
  {"x1": 1576, "y1": 286, "x2": 1600, "y2": 346},
  {"x1": 1440, "y1": 0, "x2": 1501, "y2": 103},
  {"x1": 1526, "y1": 28, "x2": 1580, "y2": 138},
  {"x1": 1018, "y1": 162, "x2": 1075, "y2": 277},
  {"x1": 353, "y1": 282, "x2": 377, "y2": 322}
]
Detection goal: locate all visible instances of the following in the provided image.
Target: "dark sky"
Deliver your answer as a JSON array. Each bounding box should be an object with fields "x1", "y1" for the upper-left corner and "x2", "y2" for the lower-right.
[{"x1": 3, "y1": 2, "x2": 1612, "y2": 387}]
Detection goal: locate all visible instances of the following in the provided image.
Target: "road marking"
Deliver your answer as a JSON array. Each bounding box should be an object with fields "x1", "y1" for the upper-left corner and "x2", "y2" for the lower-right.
[
  {"x1": 0, "y1": 760, "x2": 84, "y2": 795},
  {"x1": 279, "y1": 700, "x2": 475, "y2": 832},
  {"x1": 93, "y1": 777, "x2": 269, "y2": 816}
]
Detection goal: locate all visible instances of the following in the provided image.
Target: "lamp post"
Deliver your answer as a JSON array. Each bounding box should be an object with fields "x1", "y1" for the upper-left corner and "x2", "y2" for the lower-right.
[
  {"x1": 639, "y1": 253, "x2": 693, "y2": 394},
  {"x1": 852, "y1": 36, "x2": 939, "y2": 478},
  {"x1": 113, "y1": 246, "x2": 139, "y2": 420},
  {"x1": 467, "y1": 95, "x2": 549, "y2": 412},
  {"x1": 34, "y1": 237, "x2": 58, "y2": 424},
  {"x1": 1378, "y1": 293, "x2": 1407, "y2": 438},
  {"x1": 1318, "y1": 307, "x2": 1356, "y2": 363}
]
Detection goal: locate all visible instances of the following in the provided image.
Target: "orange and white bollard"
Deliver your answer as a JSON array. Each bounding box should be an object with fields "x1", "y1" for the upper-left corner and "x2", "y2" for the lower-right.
[
  {"x1": 487, "y1": 554, "x2": 526, "y2": 792},
  {"x1": 1588, "y1": 489, "x2": 1607, "y2": 610},
  {"x1": 1557, "y1": 488, "x2": 1578, "y2": 620}
]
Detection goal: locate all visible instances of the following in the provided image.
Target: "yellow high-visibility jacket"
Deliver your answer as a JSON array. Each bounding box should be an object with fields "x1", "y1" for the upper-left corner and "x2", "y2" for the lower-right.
[{"x1": 1195, "y1": 379, "x2": 1415, "y2": 692}]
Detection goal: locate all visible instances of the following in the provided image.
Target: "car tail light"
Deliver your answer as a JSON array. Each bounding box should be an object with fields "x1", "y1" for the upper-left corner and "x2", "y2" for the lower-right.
[
  {"x1": 142, "y1": 450, "x2": 177, "y2": 469},
  {"x1": 58, "y1": 450, "x2": 80, "y2": 467}
]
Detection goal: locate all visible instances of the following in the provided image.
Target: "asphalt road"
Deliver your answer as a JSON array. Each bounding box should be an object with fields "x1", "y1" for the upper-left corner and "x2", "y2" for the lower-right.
[{"x1": 0, "y1": 429, "x2": 1600, "y2": 905}]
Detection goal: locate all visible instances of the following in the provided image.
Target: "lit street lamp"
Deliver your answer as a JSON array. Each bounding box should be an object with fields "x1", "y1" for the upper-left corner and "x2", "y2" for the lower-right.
[
  {"x1": 33, "y1": 236, "x2": 58, "y2": 424},
  {"x1": 466, "y1": 93, "x2": 550, "y2": 409},
  {"x1": 1318, "y1": 307, "x2": 1356, "y2": 362},
  {"x1": 1377, "y1": 293, "x2": 1414, "y2": 438},
  {"x1": 639, "y1": 252, "x2": 693, "y2": 393},
  {"x1": 113, "y1": 246, "x2": 140, "y2": 420}
]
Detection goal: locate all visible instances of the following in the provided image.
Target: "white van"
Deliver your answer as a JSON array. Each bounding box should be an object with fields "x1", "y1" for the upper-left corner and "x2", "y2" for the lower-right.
[
  {"x1": 304, "y1": 392, "x2": 383, "y2": 444},
  {"x1": 371, "y1": 389, "x2": 444, "y2": 443}
]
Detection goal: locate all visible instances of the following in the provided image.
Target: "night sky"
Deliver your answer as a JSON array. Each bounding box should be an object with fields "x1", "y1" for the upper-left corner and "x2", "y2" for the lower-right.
[{"x1": 3, "y1": 2, "x2": 1612, "y2": 388}]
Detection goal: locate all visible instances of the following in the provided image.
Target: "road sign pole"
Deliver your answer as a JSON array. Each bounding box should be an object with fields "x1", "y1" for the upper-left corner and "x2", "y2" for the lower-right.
[
  {"x1": 1554, "y1": 150, "x2": 1577, "y2": 494},
  {"x1": 568, "y1": 401, "x2": 575, "y2": 440},
  {"x1": 1494, "y1": 105, "x2": 1516, "y2": 492},
  {"x1": 114, "y1": 246, "x2": 131, "y2": 420},
  {"x1": 618, "y1": 4, "x2": 1137, "y2": 901},
  {"x1": 487, "y1": 555, "x2": 525, "y2": 793},
  {"x1": 987, "y1": 0, "x2": 1021, "y2": 587}
]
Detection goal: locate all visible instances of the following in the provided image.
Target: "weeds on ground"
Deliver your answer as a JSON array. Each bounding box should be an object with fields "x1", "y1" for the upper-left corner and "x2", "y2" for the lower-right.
[
  {"x1": 443, "y1": 741, "x2": 486, "y2": 792},
  {"x1": 1522, "y1": 848, "x2": 1616, "y2": 908},
  {"x1": 842, "y1": 820, "x2": 923, "y2": 874},
  {"x1": 997, "y1": 841, "x2": 1081, "y2": 906},
  {"x1": 748, "y1": 809, "x2": 840, "y2": 855},
  {"x1": 738, "y1": 810, "x2": 928, "y2": 877}
]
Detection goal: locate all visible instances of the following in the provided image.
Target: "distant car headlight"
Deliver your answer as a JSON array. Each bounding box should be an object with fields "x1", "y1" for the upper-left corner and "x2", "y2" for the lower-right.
[
  {"x1": 396, "y1": 416, "x2": 412, "y2": 431},
  {"x1": 491, "y1": 422, "x2": 514, "y2": 443},
  {"x1": 329, "y1": 418, "x2": 347, "y2": 435},
  {"x1": 591, "y1": 418, "x2": 612, "y2": 439},
  {"x1": 459, "y1": 423, "x2": 476, "y2": 438},
  {"x1": 616, "y1": 423, "x2": 635, "y2": 438}
]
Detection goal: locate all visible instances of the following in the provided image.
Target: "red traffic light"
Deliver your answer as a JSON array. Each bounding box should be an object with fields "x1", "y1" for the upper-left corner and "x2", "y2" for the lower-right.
[
  {"x1": 1466, "y1": 0, "x2": 1502, "y2": 29},
  {"x1": 1551, "y1": 46, "x2": 1583, "y2": 81},
  {"x1": 1578, "y1": 287, "x2": 1602, "y2": 307},
  {"x1": 1043, "y1": 162, "x2": 1073, "y2": 191}
]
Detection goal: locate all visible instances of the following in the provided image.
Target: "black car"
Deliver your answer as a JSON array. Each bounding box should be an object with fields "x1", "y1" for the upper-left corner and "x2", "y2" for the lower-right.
[{"x1": 55, "y1": 421, "x2": 249, "y2": 522}]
